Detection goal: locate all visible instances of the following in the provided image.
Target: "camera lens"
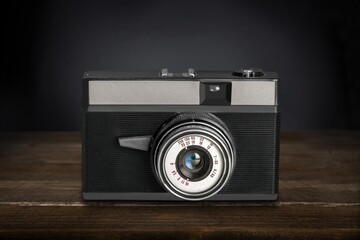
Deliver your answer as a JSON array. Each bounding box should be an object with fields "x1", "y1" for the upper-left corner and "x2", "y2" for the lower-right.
[
  {"x1": 151, "y1": 113, "x2": 236, "y2": 201},
  {"x1": 184, "y1": 151, "x2": 202, "y2": 169},
  {"x1": 176, "y1": 146, "x2": 213, "y2": 181}
]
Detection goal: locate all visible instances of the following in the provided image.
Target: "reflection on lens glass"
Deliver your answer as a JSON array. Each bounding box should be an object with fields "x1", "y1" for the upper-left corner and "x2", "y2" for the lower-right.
[
  {"x1": 184, "y1": 151, "x2": 202, "y2": 170},
  {"x1": 176, "y1": 146, "x2": 212, "y2": 181}
]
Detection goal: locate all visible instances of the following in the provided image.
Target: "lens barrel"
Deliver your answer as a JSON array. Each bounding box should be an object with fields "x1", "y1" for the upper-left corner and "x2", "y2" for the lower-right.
[{"x1": 151, "y1": 113, "x2": 236, "y2": 201}]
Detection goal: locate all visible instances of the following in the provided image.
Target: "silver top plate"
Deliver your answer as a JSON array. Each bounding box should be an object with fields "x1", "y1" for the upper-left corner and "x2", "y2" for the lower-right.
[{"x1": 88, "y1": 80, "x2": 277, "y2": 106}]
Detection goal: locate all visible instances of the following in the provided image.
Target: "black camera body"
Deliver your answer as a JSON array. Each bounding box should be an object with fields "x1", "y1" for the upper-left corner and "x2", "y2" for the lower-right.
[{"x1": 82, "y1": 68, "x2": 280, "y2": 201}]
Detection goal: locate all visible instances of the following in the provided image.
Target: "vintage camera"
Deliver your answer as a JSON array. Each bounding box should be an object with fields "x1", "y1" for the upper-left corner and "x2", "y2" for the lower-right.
[{"x1": 82, "y1": 68, "x2": 280, "y2": 201}]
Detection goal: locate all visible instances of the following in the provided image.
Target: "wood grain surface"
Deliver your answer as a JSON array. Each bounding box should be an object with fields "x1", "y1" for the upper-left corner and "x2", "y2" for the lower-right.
[{"x1": 0, "y1": 131, "x2": 359, "y2": 239}]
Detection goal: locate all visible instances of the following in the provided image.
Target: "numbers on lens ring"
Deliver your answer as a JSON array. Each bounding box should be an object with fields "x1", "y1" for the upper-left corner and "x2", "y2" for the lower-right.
[
  {"x1": 213, "y1": 155, "x2": 218, "y2": 165},
  {"x1": 177, "y1": 139, "x2": 185, "y2": 148},
  {"x1": 199, "y1": 137, "x2": 204, "y2": 145},
  {"x1": 177, "y1": 176, "x2": 189, "y2": 186},
  {"x1": 191, "y1": 136, "x2": 195, "y2": 145},
  {"x1": 207, "y1": 142, "x2": 213, "y2": 150},
  {"x1": 184, "y1": 137, "x2": 190, "y2": 146},
  {"x1": 178, "y1": 136, "x2": 200, "y2": 148},
  {"x1": 210, "y1": 168, "x2": 218, "y2": 178},
  {"x1": 170, "y1": 165, "x2": 190, "y2": 186}
]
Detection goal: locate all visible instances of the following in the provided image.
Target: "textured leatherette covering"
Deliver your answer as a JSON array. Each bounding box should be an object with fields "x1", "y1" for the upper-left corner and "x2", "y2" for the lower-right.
[{"x1": 83, "y1": 112, "x2": 279, "y2": 196}]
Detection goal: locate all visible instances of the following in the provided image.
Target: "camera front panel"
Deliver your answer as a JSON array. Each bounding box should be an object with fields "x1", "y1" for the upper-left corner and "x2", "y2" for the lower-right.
[{"x1": 83, "y1": 111, "x2": 279, "y2": 200}]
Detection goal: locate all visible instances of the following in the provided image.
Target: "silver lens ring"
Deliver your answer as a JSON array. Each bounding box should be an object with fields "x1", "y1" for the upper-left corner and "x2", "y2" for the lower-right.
[{"x1": 152, "y1": 120, "x2": 235, "y2": 201}]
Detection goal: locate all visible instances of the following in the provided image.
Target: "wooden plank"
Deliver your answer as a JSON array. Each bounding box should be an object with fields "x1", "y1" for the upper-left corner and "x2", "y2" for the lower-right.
[
  {"x1": 0, "y1": 131, "x2": 359, "y2": 239},
  {"x1": 279, "y1": 131, "x2": 360, "y2": 203},
  {"x1": 0, "y1": 205, "x2": 359, "y2": 239},
  {"x1": 0, "y1": 132, "x2": 82, "y2": 202}
]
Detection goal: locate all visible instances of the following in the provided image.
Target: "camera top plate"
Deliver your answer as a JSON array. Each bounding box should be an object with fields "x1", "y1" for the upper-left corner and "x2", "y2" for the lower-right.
[
  {"x1": 83, "y1": 68, "x2": 278, "y2": 80},
  {"x1": 82, "y1": 68, "x2": 279, "y2": 108}
]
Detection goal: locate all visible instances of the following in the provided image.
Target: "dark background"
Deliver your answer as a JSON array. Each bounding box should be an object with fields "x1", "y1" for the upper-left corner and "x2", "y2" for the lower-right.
[{"x1": 2, "y1": 0, "x2": 360, "y2": 131}]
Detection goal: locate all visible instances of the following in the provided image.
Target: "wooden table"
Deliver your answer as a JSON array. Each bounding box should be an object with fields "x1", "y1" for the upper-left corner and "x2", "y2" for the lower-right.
[{"x1": 0, "y1": 131, "x2": 359, "y2": 239}]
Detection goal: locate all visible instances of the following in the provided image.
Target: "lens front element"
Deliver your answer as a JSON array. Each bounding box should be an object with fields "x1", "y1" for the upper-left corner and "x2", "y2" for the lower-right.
[
  {"x1": 178, "y1": 146, "x2": 212, "y2": 181},
  {"x1": 184, "y1": 150, "x2": 203, "y2": 170}
]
